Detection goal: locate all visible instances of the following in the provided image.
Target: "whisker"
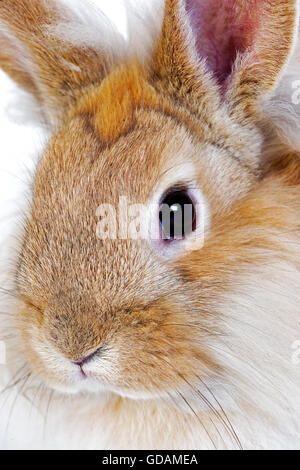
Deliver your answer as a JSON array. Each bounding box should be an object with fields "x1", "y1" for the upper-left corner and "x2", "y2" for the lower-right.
[
  {"x1": 176, "y1": 372, "x2": 229, "y2": 449},
  {"x1": 27, "y1": 382, "x2": 44, "y2": 420},
  {"x1": 43, "y1": 389, "x2": 55, "y2": 441},
  {"x1": 176, "y1": 389, "x2": 217, "y2": 450},
  {"x1": 147, "y1": 351, "x2": 218, "y2": 449},
  {"x1": 4, "y1": 372, "x2": 32, "y2": 436},
  {"x1": 0, "y1": 363, "x2": 28, "y2": 395},
  {"x1": 195, "y1": 374, "x2": 242, "y2": 450},
  {"x1": 165, "y1": 390, "x2": 201, "y2": 443}
]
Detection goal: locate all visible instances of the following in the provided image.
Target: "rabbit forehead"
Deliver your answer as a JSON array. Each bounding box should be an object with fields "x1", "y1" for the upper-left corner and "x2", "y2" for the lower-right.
[
  {"x1": 35, "y1": 108, "x2": 253, "y2": 213},
  {"x1": 36, "y1": 110, "x2": 197, "y2": 201},
  {"x1": 70, "y1": 62, "x2": 166, "y2": 146},
  {"x1": 68, "y1": 61, "x2": 249, "y2": 150},
  {"x1": 68, "y1": 61, "x2": 261, "y2": 179}
]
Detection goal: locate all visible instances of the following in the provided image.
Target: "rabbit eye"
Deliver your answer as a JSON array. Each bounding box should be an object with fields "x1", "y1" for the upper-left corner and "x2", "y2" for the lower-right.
[{"x1": 159, "y1": 188, "x2": 196, "y2": 241}]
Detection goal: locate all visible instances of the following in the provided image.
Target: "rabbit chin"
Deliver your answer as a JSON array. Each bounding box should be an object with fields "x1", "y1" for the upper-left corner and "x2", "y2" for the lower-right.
[
  {"x1": 30, "y1": 350, "x2": 164, "y2": 400},
  {"x1": 35, "y1": 355, "x2": 179, "y2": 401},
  {"x1": 45, "y1": 372, "x2": 169, "y2": 401},
  {"x1": 22, "y1": 331, "x2": 175, "y2": 401}
]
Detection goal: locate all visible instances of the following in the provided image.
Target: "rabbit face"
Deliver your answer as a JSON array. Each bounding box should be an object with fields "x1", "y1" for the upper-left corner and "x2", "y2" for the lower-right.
[
  {"x1": 1, "y1": 0, "x2": 298, "y2": 400},
  {"x1": 15, "y1": 70, "x2": 256, "y2": 396}
]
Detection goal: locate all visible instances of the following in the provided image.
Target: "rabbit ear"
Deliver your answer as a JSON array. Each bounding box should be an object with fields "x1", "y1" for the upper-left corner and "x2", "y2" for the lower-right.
[
  {"x1": 153, "y1": 0, "x2": 299, "y2": 123},
  {"x1": 0, "y1": 0, "x2": 125, "y2": 125}
]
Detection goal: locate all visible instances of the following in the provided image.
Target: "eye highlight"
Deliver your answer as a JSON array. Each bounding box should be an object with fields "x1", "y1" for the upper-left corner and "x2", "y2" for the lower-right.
[{"x1": 159, "y1": 188, "x2": 196, "y2": 242}]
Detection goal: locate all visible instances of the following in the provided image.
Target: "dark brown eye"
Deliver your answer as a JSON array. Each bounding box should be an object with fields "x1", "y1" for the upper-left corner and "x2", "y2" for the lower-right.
[{"x1": 159, "y1": 189, "x2": 196, "y2": 241}]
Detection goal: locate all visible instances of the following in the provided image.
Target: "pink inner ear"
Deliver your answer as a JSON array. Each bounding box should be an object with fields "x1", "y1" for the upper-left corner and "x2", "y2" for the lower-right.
[{"x1": 185, "y1": 0, "x2": 263, "y2": 85}]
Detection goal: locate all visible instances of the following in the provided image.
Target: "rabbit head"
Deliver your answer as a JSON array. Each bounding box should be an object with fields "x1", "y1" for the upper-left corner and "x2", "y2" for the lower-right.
[{"x1": 0, "y1": 0, "x2": 298, "y2": 399}]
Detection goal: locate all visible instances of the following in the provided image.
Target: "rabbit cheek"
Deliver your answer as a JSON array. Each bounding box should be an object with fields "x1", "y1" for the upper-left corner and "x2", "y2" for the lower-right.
[
  {"x1": 103, "y1": 302, "x2": 218, "y2": 398},
  {"x1": 14, "y1": 300, "x2": 70, "y2": 391},
  {"x1": 15, "y1": 293, "x2": 217, "y2": 399}
]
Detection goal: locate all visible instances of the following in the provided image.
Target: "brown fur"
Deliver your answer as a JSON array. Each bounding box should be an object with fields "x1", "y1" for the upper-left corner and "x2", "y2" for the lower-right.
[{"x1": 0, "y1": 0, "x2": 300, "y2": 449}]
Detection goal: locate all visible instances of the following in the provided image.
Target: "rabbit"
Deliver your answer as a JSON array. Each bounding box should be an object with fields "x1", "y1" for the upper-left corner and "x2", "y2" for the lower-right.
[{"x1": 0, "y1": 0, "x2": 300, "y2": 450}]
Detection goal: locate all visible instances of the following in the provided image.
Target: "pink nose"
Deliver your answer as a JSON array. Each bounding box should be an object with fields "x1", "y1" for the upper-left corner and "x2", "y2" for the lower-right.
[{"x1": 73, "y1": 347, "x2": 102, "y2": 367}]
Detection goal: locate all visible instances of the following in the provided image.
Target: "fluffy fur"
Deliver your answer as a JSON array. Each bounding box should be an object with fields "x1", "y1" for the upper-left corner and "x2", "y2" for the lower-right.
[{"x1": 0, "y1": 0, "x2": 300, "y2": 450}]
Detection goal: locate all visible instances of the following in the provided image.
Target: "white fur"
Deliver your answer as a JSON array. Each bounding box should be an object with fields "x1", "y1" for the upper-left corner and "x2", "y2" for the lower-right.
[
  {"x1": 264, "y1": 39, "x2": 300, "y2": 150},
  {"x1": 49, "y1": 0, "x2": 164, "y2": 65},
  {"x1": 264, "y1": 1, "x2": 300, "y2": 150},
  {"x1": 1, "y1": 256, "x2": 300, "y2": 449},
  {"x1": 51, "y1": 0, "x2": 127, "y2": 57},
  {"x1": 126, "y1": 0, "x2": 164, "y2": 63},
  {"x1": 216, "y1": 263, "x2": 300, "y2": 449}
]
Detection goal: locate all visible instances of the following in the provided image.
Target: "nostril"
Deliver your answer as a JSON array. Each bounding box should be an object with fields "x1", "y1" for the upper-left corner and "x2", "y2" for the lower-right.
[{"x1": 73, "y1": 347, "x2": 102, "y2": 367}]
